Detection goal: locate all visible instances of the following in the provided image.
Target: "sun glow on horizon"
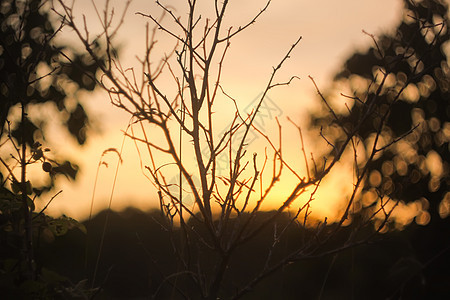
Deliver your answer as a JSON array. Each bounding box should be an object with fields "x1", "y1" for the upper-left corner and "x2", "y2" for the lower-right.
[{"x1": 33, "y1": 0, "x2": 407, "y2": 224}]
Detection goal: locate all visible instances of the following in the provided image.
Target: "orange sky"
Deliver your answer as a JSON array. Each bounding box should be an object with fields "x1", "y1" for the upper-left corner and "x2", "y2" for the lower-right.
[{"x1": 36, "y1": 0, "x2": 407, "y2": 221}]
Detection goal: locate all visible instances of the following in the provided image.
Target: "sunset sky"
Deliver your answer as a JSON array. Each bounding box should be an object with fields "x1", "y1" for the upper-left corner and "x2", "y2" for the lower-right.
[{"x1": 38, "y1": 0, "x2": 408, "y2": 221}]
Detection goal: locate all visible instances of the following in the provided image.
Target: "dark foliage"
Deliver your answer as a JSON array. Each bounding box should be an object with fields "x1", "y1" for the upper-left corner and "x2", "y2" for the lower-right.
[
  {"x1": 310, "y1": 1, "x2": 450, "y2": 298},
  {"x1": 0, "y1": 1, "x2": 105, "y2": 297},
  {"x1": 0, "y1": 0, "x2": 104, "y2": 147},
  {"x1": 0, "y1": 0, "x2": 107, "y2": 192},
  {"x1": 311, "y1": 0, "x2": 449, "y2": 226}
]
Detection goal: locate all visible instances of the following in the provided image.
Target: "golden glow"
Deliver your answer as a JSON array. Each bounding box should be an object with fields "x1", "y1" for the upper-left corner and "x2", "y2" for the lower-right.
[{"x1": 37, "y1": 0, "x2": 406, "y2": 222}]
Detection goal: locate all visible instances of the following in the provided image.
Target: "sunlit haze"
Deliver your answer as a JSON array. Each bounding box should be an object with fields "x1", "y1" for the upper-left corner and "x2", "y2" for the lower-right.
[{"x1": 37, "y1": 0, "x2": 406, "y2": 221}]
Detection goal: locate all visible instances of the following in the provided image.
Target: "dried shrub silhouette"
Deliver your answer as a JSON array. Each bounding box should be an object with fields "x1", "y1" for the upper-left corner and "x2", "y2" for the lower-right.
[{"x1": 53, "y1": 0, "x2": 444, "y2": 298}]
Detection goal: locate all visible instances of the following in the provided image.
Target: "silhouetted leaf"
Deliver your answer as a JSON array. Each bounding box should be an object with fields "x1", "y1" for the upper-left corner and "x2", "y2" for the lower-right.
[
  {"x1": 66, "y1": 104, "x2": 88, "y2": 145},
  {"x1": 52, "y1": 161, "x2": 78, "y2": 180},
  {"x1": 11, "y1": 117, "x2": 38, "y2": 146}
]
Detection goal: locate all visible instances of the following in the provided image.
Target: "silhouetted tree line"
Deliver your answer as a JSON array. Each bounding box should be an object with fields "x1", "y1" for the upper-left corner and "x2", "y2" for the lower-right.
[{"x1": 35, "y1": 207, "x2": 448, "y2": 299}]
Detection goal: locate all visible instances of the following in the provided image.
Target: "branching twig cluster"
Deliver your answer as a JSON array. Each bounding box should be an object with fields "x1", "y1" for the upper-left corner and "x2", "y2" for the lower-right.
[{"x1": 53, "y1": 0, "x2": 442, "y2": 298}]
